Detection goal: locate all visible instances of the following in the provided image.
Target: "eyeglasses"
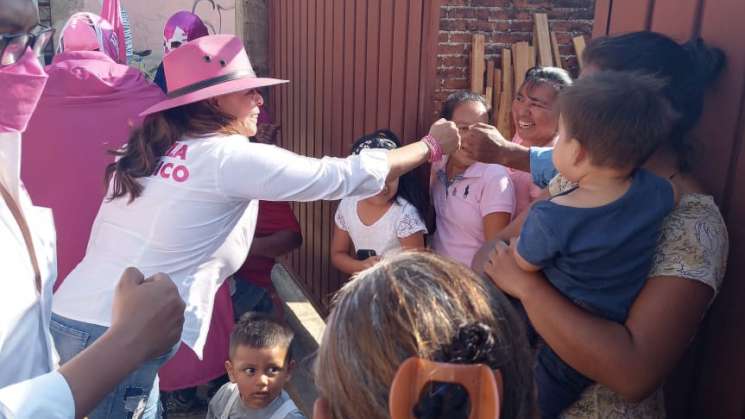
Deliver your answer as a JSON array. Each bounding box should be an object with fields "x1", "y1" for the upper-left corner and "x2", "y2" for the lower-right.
[{"x1": 0, "y1": 25, "x2": 55, "y2": 66}]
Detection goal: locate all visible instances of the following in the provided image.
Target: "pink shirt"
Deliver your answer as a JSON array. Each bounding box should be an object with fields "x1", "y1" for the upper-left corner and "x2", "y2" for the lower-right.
[
  {"x1": 508, "y1": 134, "x2": 556, "y2": 215},
  {"x1": 431, "y1": 157, "x2": 515, "y2": 267}
]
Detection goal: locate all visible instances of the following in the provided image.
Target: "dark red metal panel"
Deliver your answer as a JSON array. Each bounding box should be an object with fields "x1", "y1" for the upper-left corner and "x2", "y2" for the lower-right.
[
  {"x1": 364, "y1": 0, "x2": 382, "y2": 134},
  {"x1": 601, "y1": 0, "x2": 745, "y2": 417},
  {"x1": 608, "y1": 0, "x2": 653, "y2": 34},
  {"x1": 650, "y1": 0, "x2": 701, "y2": 42},
  {"x1": 269, "y1": 0, "x2": 441, "y2": 313},
  {"x1": 592, "y1": 0, "x2": 612, "y2": 37}
]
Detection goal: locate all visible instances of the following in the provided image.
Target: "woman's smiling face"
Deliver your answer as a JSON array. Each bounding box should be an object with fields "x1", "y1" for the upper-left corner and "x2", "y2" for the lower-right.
[{"x1": 511, "y1": 81, "x2": 560, "y2": 146}]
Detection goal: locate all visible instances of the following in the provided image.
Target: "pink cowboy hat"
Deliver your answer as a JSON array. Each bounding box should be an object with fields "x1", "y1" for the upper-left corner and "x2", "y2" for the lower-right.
[{"x1": 140, "y1": 34, "x2": 287, "y2": 116}]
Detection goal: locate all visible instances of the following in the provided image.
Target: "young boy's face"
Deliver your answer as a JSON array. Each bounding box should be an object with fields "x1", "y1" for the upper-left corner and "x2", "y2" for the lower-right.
[{"x1": 226, "y1": 344, "x2": 294, "y2": 409}]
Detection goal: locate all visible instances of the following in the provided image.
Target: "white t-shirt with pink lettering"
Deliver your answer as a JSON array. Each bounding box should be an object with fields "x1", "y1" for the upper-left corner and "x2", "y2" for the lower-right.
[{"x1": 52, "y1": 134, "x2": 388, "y2": 357}]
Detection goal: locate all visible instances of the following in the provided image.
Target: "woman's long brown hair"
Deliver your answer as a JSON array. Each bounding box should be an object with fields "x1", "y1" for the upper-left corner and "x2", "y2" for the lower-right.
[
  {"x1": 315, "y1": 252, "x2": 537, "y2": 419},
  {"x1": 104, "y1": 99, "x2": 240, "y2": 202}
]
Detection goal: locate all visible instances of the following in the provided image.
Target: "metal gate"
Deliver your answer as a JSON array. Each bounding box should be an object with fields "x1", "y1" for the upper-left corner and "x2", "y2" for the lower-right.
[
  {"x1": 268, "y1": 0, "x2": 440, "y2": 312},
  {"x1": 595, "y1": 1, "x2": 745, "y2": 417}
]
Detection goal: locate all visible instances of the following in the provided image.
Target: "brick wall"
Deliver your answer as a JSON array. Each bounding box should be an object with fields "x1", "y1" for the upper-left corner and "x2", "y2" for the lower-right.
[{"x1": 435, "y1": 0, "x2": 595, "y2": 117}]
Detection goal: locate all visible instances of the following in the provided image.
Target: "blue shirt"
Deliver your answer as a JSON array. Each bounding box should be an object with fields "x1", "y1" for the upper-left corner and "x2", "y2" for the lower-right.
[
  {"x1": 517, "y1": 169, "x2": 674, "y2": 322},
  {"x1": 529, "y1": 146, "x2": 557, "y2": 188}
]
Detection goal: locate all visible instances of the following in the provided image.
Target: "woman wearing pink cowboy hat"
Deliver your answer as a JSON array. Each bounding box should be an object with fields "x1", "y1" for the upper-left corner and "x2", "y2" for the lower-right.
[{"x1": 51, "y1": 34, "x2": 459, "y2": 419}]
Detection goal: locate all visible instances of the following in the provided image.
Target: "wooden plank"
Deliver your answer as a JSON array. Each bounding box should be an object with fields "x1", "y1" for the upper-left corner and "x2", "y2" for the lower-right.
[
  {"x1": 389, "y1": 0, "x2": 408, "y2": 137},
  {"x1": 592, "y1": 0, "x2": 612, "y2": 37},
  {"x1": 650, "y1": 0, "x2": 701, "y2": 42},
  {"x1": 376, "y1": 0, "x2": 394, "y2": 129},
  {"x1": 364, "y1": 0, "x2": 381, "y2": 133},
  {"x1": 512, "y1": 42, "x2": 531, "y2": 92},
  {"x1": 608, "y1": 0, "x2": 653, "y2": 34},
  {"x1": 501, "y1": 48, "x2": 513, "y2": 99},
  {"x1": 485, "y1": 60, "x2": 495, "y2": 109},
  {"x1": 550, "y1": 31, "x2": 562, "y2": 69},
  {"x1": 492, "y1": 69, "x2": 502, "y2": 123},
  {"x1": 470, "y1": 34, "x2": 485, "y2": 94},
  {"x1": 403, "y1": 0, "x2": 424, "y2": 143},
  {"x1": 498, "y1": 48, "x2": 513, "y2": 138},
  {"x1": 572, "y1": 36, "x2": 587, "y2": 70},
  {"x1": 528, "y1": 45, "x2": 536, "y2": 69},
  {"x1": 534, "y1": 13, "x2": 553, "y2": 66}
]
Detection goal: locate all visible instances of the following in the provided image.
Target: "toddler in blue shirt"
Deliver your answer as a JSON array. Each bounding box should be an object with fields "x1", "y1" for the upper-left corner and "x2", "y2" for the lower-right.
[{"x1": 509, "y1": 71, "x2": 678, "y2": 418}]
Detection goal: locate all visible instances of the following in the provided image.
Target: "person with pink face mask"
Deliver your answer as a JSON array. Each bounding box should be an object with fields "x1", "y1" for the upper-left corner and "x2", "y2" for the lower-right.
[
  {"x1": 153, "y1": 11, "x2": 209, "y2": 93},
  {"x1": 0, "y1": 1, "x2": 184, "y2": 418},
  {"x1": 22, "y1": 12, "x2": 165, "y2": 288}
]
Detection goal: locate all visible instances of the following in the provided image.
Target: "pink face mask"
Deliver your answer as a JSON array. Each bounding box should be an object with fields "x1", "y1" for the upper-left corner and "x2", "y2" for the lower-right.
[{"x1": 0, "y1": 48, "x2": 48, "y2": 133}]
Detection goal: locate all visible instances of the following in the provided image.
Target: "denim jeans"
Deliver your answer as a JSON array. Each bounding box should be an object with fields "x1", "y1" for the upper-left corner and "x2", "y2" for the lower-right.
[
  {"x1": 51, "y1": 313, "x2": 177, "y2": 419},
  {"x1": 535, "y1": 344, "x2": 593, "y2": 419}
]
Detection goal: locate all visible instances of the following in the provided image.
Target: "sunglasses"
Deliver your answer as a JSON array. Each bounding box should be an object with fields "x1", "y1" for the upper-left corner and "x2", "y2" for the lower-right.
[{"x1": 0, "y1": 25, "x2": 55, "y2": 66}]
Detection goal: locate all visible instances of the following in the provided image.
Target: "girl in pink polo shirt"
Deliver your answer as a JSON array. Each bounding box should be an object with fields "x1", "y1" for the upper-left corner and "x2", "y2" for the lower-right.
[
  {"x1": 431, "y1": 91, "x2": 515, "y2": 267},
  {"x1": 510, "y1": 66, "x2": 572, "y2": 215},
  {"x1": 332, "y1": 130, "x2": 428, "y2": 274}
]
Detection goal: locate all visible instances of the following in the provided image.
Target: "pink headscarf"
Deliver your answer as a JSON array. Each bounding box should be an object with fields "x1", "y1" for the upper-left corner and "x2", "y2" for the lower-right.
[
  {"x1": 163, "y1": 11, "x2": 209, "y2": 54},
  {"x1": 58, "y1": 12, "x2": 121, "y2": 62}
]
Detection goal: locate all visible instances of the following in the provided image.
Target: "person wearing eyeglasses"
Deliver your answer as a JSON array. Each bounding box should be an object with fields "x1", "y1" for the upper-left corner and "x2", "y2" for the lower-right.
[{"x1": 0, "y1": 1, "x2": 185, "y2": 418}]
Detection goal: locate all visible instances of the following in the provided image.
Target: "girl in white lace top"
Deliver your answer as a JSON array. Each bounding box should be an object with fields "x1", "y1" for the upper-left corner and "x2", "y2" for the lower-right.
[{"x1": 332, "y1": 130, "x2": 428, "y2": 274}]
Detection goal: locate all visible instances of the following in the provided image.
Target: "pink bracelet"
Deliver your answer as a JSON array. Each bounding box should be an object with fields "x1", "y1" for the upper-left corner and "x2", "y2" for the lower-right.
[{"x1": 422, "y1": 134, "x2": 443, "y2": 163}]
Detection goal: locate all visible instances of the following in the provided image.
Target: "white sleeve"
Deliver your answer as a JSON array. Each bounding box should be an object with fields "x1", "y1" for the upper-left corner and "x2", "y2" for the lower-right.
[
  {"x1": 396, "y1": 202, "x2": 427, "y2": 238},
  {"x1": 217, "y1": 142, "x2": 389, "y2": 202},
  {"x1": 0, "y1": 371, "x2": 75, "y2": 419}
]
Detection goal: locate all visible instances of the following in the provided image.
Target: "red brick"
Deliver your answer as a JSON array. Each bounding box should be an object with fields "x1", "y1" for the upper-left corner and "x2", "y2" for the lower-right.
[
  {"x1": 443, "y1": 78, "x2": 470, "y2": 90},
  {"x1": 448, "y1": 33, "x2": 474, "y2": 43},
  {"x1": 446, "y1": 7, "x2": 476, "y2": 19},
  {"x1": 441, "y1": 19, "x2": 468, "y2": 31},
  {"x1": 439, "y1": 43, "x2": 468, "y2": 55},
  {"x1": 439, "y1": 56, "x2": 469, "y2": 68}
]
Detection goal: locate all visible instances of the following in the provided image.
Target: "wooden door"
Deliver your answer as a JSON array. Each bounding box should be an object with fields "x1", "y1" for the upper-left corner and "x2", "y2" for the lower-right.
[
  {"x1": 268, "y1": 0, "x2": 441, "y2": 313},
  {"x1": 595, "y1": 1, "x2": 745, "y2": 417}
]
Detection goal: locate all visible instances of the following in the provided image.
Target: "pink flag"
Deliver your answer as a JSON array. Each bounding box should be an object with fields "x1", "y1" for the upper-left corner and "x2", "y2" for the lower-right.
[{"x1": 101, "y1": 0, "x2": 127, "y2": 63}]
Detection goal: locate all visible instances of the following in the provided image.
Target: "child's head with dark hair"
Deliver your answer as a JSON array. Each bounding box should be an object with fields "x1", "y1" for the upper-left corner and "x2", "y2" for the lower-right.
[
  {"x1": 225, "y1": 312, "x2": 295, "y2": 410},
  {"x1": 582, "y1": 31, "x2": 726, "y2": 171},
  {"x1": 513, "y1": 66, "x2": 573, "y2": 147},
  {"x1": 440, "y1": 91, "x2": 489, "y2": 122},
  {"x1": 351, "y1": 129, "x2": 427, "y2": 221},
  {"x1": 555, "y1": 71, "x2": 677, "y2": 180}
]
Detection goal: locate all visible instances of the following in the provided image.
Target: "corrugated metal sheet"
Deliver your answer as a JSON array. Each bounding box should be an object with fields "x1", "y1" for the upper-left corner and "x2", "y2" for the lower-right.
[
  {"x1": 269, "y1": 0, "x2": 440, "y2": 313},
  {"x1": 596, "y1": 1, "x2": 745, "y2": 417}
]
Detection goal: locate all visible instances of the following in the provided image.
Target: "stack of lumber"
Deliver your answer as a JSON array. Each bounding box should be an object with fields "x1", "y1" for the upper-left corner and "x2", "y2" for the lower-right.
[{"x1": 469, "y1": 13, "x2": 587, "y2": 139}]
